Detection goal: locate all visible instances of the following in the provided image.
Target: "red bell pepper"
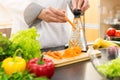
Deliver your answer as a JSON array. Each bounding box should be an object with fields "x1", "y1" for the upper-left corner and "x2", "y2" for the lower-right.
[{"x1": 27, "y1": 56, "x2": 55, "y2": 79}]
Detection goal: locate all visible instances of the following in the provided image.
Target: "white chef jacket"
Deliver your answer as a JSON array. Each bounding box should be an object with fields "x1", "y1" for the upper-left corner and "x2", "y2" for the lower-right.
[
  {"x1": 0, "y1": 0, "x2": 31, "y2": 33},
  {"x1": 0, "y1": 0, "x2": 73, "y2": 49}
]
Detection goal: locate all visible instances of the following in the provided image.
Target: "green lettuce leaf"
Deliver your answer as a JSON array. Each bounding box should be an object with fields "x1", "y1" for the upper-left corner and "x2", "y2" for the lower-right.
[{"x1": 10, "y1": 27, "x2": 41, "y2": 61}]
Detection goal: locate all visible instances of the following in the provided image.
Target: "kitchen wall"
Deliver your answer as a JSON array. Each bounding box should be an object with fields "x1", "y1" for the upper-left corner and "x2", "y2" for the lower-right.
[
  {"x1": 85, "y1": 0, "x2": 120, "y2": 41},
  {"x1": 100, "y1": 0, "x2": 120, "y2": 38},
  {"x1": 0, "y1": 4, "x2": 13, "y2": 27},
  {"x1": 84, "y1": 0, "x2": 99, "y2": 42},
  {"x1": 0, "y1": 4, "x2": 12, "y2": 37}
]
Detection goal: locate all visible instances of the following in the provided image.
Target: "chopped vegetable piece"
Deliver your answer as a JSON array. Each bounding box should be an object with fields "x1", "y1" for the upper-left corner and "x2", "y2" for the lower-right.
[
  {"x1": 45, "y1": 51, "x2": 62, "y2": 59},
  {"x1": 63, "y1": 46, "x2": 82, "y2": 58}
]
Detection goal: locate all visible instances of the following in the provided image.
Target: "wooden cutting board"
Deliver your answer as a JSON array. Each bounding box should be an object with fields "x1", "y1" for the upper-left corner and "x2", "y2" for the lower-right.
[{"x1": 44, "y1": 50, "x2": 101, "y2": 67}]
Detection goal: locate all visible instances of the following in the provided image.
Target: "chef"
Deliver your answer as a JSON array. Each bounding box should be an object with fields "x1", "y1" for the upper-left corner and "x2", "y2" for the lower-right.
[{"x1": 0, "y1": 0, "x2": 89, "y2": 50}]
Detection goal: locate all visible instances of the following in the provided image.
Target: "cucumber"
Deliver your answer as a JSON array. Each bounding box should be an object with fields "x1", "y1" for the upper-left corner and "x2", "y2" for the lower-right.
[{"x1": 110, "y1": 41, "x2": 120, "y2": 46}]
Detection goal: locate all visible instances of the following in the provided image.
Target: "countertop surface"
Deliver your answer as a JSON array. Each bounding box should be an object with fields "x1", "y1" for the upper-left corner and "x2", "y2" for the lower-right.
[
  {"x1": 42, "y1": 46, "x2": 104, "y2": 80},
  {"x1": 51, "y1": 60, "x2": 103, "y2": 80}
]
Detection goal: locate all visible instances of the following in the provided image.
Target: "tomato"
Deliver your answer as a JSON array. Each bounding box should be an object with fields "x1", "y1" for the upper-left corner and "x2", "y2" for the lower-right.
[
  {"x1": 115, "y1": 30, "x2": 120, "y2": 37},
  {"x1": 106, "y1": 28, "x2": 116, "y2": 36}
]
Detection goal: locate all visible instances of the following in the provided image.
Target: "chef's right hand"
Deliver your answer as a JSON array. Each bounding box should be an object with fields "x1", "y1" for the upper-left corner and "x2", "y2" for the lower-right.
[
  {"x1": 38, "y1": 7, "x2": 67, "y2": 23},
  {"x1": 71, "y1": 0, "x2": 90, "y2": 12}
]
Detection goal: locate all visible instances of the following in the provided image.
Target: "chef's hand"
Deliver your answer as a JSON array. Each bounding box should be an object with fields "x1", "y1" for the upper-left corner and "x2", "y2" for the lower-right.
[
  {"x1": 38, "y1": 7, "x2": 67, "y2": 23},
  {"x1": 71, "y1": 0, "x2": 90, "y2": 12}
]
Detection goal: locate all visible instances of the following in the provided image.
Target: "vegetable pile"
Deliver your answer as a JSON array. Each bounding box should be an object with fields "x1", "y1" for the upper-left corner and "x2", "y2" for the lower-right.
[
  {"x1": 45, "y1": 46, "x2": 82, "y2": 59},
  {"x1": 0, "y1": 27, "x2": 55, "y2": 79},
  {"x1": 0, "y1": 27, "x2": 41, "y2": 61},
  {"x1": 0, "y1": 62, "x2": 48, "y2": 80},
  {"x1": 96, "y1": 58, "x2": 120, "y2": 78}
]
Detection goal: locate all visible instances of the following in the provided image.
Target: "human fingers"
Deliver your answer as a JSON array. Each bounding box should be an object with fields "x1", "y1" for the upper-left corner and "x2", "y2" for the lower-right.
[
  {"x1": 79, "y1": 0, "x2": 90, "y2": 12},
  {"x1": 71, "y1": 0, "x2": 78, "y2": 10},
  {"x1": 49, "y1": 7, "x2": 65, "y2": 17},
  {"x1": 46, "y1": 16, "x2": 66, "y2": 22},
  {"x1": 77, "y1": 0, "x2": 84, "y2": 10},
  {"x1": 38, "y1": 8, "x2": 66, "y2": 22},
  {"x1": 47, "y1": 7, "x2": 67, "y2": 22}
]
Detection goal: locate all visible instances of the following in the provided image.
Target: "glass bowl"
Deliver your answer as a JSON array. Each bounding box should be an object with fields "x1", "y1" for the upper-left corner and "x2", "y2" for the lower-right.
[{"x1": 88, "y1": 46, "x2": 120, "y2": 80}]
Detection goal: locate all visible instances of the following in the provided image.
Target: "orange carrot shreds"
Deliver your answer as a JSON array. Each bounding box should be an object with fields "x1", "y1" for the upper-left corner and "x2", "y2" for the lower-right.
[
  {"x1": 53, "y1": 51, "x2": 62, "y2": 59},
  {"x1": 73, "y1": 46, "x2": 82, "y2": 55},
  {"x1": 45, "y1": 51, "x2": 62, "y2": 59},
  {"x1": 63, "y1": 48, "x2": 74, "y2": 58},
  {"x1": 66, "y1": 16, "x2": 76, "y2": 30},
  {"x1": 46, "y1": 51, "x2": 60, "y2": 59},
  {"x1": 62, "y1": 46, "x2": 82, "y2": 58}
]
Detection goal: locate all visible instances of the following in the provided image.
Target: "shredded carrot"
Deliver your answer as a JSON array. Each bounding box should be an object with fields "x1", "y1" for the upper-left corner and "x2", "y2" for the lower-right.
[
  {"x1": 45, "y1": 51, "x2": 62, "y2": 59},
  {"x1": 62, "y1": 46, "x2": 82, "y2": 58},
  {"x1": 73, "y1": 46, "x2": 82, "y2": 55},
  {"x1": 53, "y1": 51, "x2": 62, "y2": 59},
  {"x1": 46, "y1": 51, "x2": 60, "y2": 59},
  {"x1": 45, "y1": 46, "x2": 82, "y2": 59},
  {"x1": 66, "y1": 16, "x2": 76, "y2": 30}
]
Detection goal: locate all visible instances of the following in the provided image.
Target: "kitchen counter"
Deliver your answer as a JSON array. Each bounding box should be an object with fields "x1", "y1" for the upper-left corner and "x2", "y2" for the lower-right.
[
  {"x1": 42, "y1": 46, "x2": 104, "y2": 80},
  {"x1": 51, "y1": 60, "x2": 103, "y2": 80}
]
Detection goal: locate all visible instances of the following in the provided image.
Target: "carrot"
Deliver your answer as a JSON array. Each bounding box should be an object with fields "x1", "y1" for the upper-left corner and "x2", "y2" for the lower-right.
[
  {"x1": 62, "y1": 46, "x2": 82, "y2": 58},
  {"x1": 63, "y1": 48, "x2": 73, "y2": 58},
  {"x1": 53, "y1": 51, "x2": 62, "y2": 59},
  {"x1": 46, "y1": 51, "x2": 62, "y2": 59},
  {"x1": 66, "y1": 16, "x2": 76, "y2": 30},
  {"x1": 46, "y1": 51, "x2": 61, "y2": 59},
  {"x1": 45, "y1": 47, "x2": 82, "y2": 59},
  {"x1": 73, "y1": 46, "x2": 82, "y2": 55}
]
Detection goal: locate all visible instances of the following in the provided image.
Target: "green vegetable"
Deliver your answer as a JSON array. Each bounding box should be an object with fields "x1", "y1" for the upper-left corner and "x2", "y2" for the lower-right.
[
  {"x1": 111, "y1": 41, "x2": 120, "y2": 46},
  {"x1": 0, "y1": 33, "x2": 12, "y2": 61},
  {"x1": 96, "y1": 58, "x2": 120, "y2": 78},
  {"x1": 10, "y1": 27, "x2": 41, "y2": 61},
  {"x1": 0, "y1": 62, "x2": 48, "y2": 80}
]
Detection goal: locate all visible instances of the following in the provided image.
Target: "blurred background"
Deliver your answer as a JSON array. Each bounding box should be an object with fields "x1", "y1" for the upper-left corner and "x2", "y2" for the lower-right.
[{"x1": 0, "y1": 0, "x2": 120, "y2": 43}]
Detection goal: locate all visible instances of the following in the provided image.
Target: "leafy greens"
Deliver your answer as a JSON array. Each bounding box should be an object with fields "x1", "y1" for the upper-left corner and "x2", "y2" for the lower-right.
[
  {"x1": 10, "y1": 27, "x2": 41, "y2": 61},
  {"x1": 96, "y1": 58, "x2": 120, "y2": 78},
  {"x1": 0, "y1": 33, "x2": 12, "y2": 61}
]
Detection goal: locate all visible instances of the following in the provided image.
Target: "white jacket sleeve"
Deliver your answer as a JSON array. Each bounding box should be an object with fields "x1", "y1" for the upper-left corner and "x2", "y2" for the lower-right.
[{"x1": 24, "y1": 2, "x2": 44, "y2": 26}]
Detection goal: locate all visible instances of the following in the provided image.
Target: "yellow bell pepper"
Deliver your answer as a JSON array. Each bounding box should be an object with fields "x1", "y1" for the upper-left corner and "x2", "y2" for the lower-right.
[{"x1": 2, "y1": 56, "x2": 26, "y2": 75}]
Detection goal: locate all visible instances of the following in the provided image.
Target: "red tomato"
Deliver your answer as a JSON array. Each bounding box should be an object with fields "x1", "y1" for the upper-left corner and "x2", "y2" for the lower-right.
[
  {"x1": 106, "y1": 28, "x2": 116, "y2": 36},
  {"x1": 115, "y1": 30, "x2": 120, "y2": 37}
]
